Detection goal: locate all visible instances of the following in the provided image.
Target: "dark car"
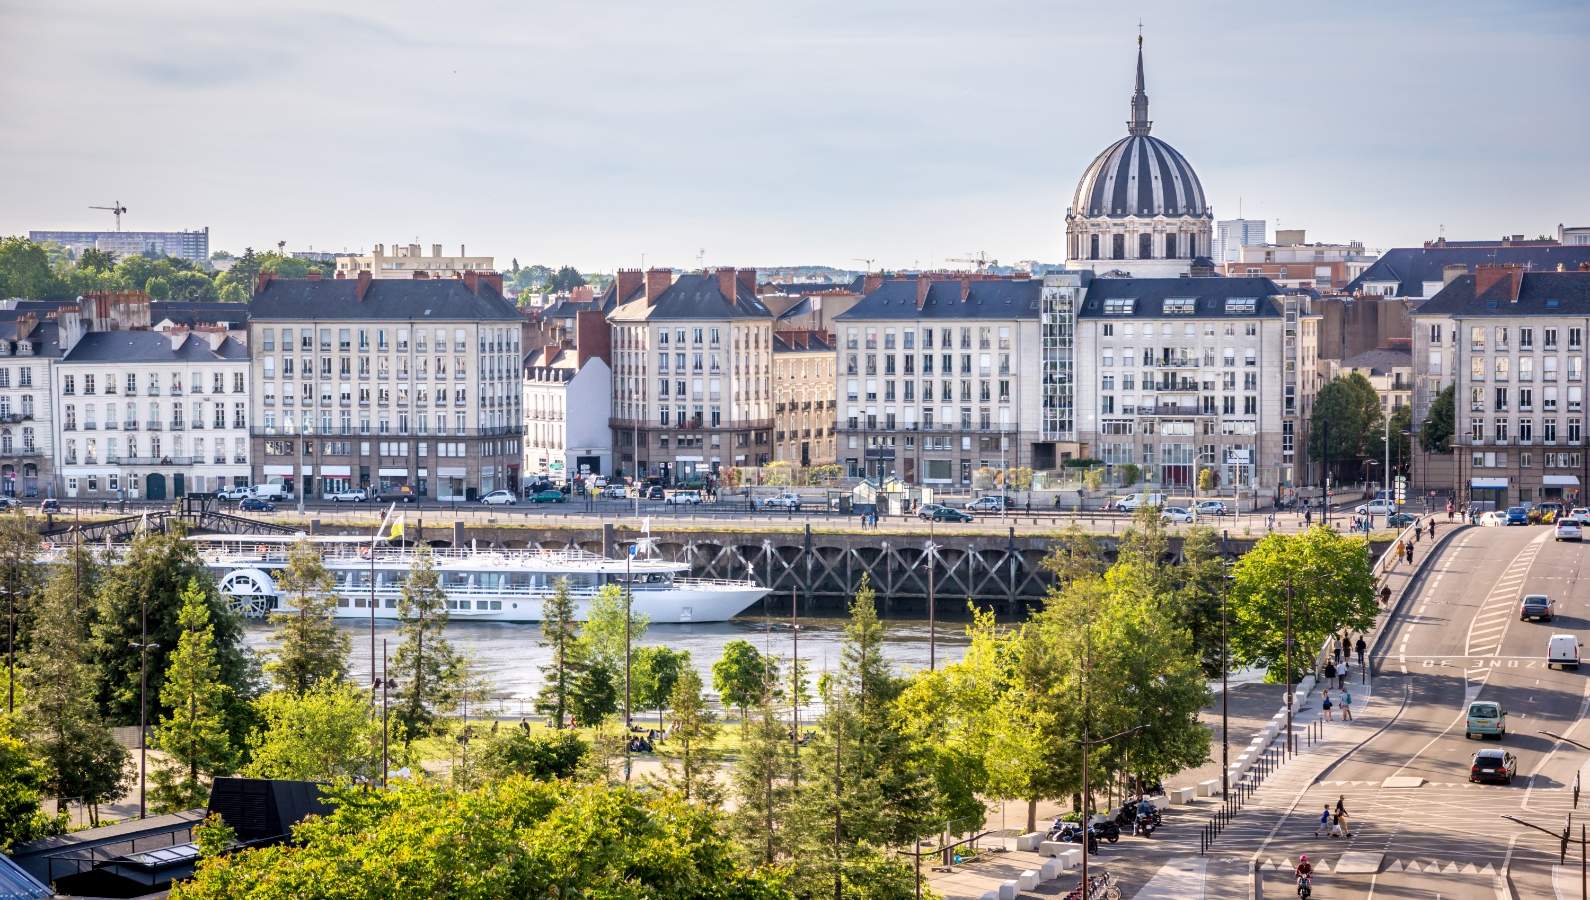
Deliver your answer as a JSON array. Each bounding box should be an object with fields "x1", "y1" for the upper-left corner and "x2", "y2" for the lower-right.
[
  {"x1": 1520, "y1": 594, "x2": 1555, "y2": 622},
  {"x1": 926, "y1": 506, "x2": 974, "y2": 523},
  {"x1": 1387, "y1": 512, "x2": 1417, "y2": 528},
  {"x1": 1506, "y1": 506, "x2": 1529, "y2": 526},
  {"x1": 38, "y1": 498, "x2": 60, "y2": 514},
  {"x1": 239, "y1": 497, "x2": 276, "y2": 512},
  {"x1": 647, "y1": 485, "x2": 665, "y2": 501},
  {"x1": 1469, "y1": 748, "x2": 1517, "y2": 784}
]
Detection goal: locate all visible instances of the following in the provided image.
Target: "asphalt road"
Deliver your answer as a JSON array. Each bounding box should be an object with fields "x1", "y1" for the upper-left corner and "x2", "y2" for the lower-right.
[{"x1": 1240, "y1": 524, "x2": 1590, "y2": 899}]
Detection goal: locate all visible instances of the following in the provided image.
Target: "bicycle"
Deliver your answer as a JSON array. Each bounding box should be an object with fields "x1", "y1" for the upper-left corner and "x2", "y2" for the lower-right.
[{"x1": 1062, "y1": 871, "x2": 1120, "y2": 900}]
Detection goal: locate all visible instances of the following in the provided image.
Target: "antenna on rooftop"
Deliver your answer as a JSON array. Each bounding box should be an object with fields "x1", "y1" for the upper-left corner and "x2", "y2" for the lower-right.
[{"x1": 89, "y1": 201, "x2": 128, "y2": 231}]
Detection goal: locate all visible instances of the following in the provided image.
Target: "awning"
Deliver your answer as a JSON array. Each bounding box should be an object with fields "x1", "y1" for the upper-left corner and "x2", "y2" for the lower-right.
[
  {"x1": 321, "y1": 465, "x2": 352, "y2": 476},
  {"x1": 377, "y1": 468, "x2": 407, "y2": 477},
  {"x1": 1471, "y1": 477, "x2": 1509, "y2": 489},
  {"x1": 1545, "y1": 475, "x2": 1581, "y2": 487}
]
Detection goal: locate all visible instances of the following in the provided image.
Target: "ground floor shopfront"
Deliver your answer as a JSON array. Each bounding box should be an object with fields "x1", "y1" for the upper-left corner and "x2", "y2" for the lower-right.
[
  {"x1": 57, "y1": 465, "x2": 250, "y2": 500},
  {"x1": 0, "y1": 457, "x2": 44, "y2": 498},
  {"x1": 255, "y1": 454, "x2": 520, "y2": 502}
]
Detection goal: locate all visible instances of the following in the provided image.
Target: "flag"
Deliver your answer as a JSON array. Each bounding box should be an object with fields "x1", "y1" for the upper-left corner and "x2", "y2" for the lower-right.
[{"x1": 388, "y1": 514, "x2": 405, "y2": 541}]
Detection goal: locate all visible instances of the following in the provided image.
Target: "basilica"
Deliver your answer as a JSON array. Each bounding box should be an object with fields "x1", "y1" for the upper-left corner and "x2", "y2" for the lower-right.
[{"x1": 1065, "y1": 37, "x2": 1214, "y2": 277}]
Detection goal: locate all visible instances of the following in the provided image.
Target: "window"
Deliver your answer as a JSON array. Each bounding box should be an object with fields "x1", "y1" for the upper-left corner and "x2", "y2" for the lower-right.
[
  {"x1": 1520, "y1": 327, "x2": 1533, "y2": 349},
  {"x1": 1546, "y1": 328, "x2": 1559, "y2": 349}
]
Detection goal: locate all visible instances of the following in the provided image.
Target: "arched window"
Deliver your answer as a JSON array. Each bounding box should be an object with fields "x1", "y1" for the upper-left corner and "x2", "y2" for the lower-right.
[
  {"x1": 1112, "y1": 234, "x2": 1126, "y2": 260},
  {"x1": 1187, "y1": 234, "x2": 1198, "y2": 258},
  {"x1": 1139, "y1": 234, "x2": 1153, "y2": 259},
  {"x1": 1164, "y1": 234, "x2": 1178, "y2": 259},
  {"x1": 1089, "y1": 234, "x2": 1100, "y2": 260}
]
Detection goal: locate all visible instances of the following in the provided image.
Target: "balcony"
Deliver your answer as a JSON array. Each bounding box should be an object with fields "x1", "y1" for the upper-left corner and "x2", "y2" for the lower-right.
[
  {"x1": 109, "y1": 456, "x2": 196, "y2": 466},
  {"x1": 0, "y1": 447, "x2": 40, "y2": 457},
  {"x1": 124, "y1": 420, "x2": 139, "y2": 430},
  {"x1": 0, "y1": 413, "x2": 32, "y2": 424}
]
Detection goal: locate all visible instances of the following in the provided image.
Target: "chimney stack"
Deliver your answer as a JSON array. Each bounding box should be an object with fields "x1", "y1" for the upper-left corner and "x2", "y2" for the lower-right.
[
  {"x1": 863, "y1": 273, "x2": 884, "y2": 295},
  {"x1": 915, "y1": 275, "x2": 931, "y2": 310},
  {"x1": 307, "y1": 270, "x2": 322, "y2": 281},
  {"x1": 716, "y1": 267, "x2": 738, "y2": 306},
  {"x1": 432, "y1": 244, "x2": 443, "y2": 258},
  {"x1": 645, "y1": 268, "x2": 672, "y2": 306},
  {"x1": 355, "y1": 270, "x2": 373, "y2": 302},
  {"x1": 736, "y1": 268, "x2": 757, "y2": 297},
  {"x1": 463, "y1": 271, "x2": 480, "y2": 294},
  {"x1": 255, "y1": 271, "x2": 272, "y2": 297},
  {"x1": 615, "y1": 268, "x2": 644, "y2": 302},
  {"x1": 959, "y1": 276, "x2": 972, "y2": 301},
  {"x1": 1442, "y1": 264, "x2": 1467, "y2": 286},
  {"x1": 575, "y1": 309, "x2": 612, "y2": 368},
  {"x1": 1474, "y1": 264, "x2": 1524, "y2": 302}
]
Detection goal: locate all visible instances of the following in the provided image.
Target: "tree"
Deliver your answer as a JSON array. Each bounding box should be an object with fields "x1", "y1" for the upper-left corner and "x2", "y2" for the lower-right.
[
  {"x1": 1308, "y1": 372, "x2": 1384, "y2": 469},
  {"x1": 168, "y1": 269, "x2": 218, "y2": 301},
  {"x1": 216, "y1": 281, "x2": 248, "y2": 303},
  {"x1": 655, "y1": 668, "x2": 719, "y2": 804},
  {"x1": 1118, "y1": 462, "x2": 1142, "y2": 486},
  {"x1": 1229, "y1": 527, "x2": 1378, "y2": 683},
  {"x1": 244, "y1": 682, "x2": 393, "y2": 783},
  {"x1": 0, "y1": 716, "x2": 62, "y2": 852},
  {"x1": 1420, "y1": 384, "x2": 1455, "y2": 452},
  {"x1": 713, "y1": 639, "x2": 775, "y2": 732},
  {"x1": 89, "y1": 529, "x2": 256, "y2": 740},
  {"x1": 1367, "y1": 403, "x2": 1414, "y2": 473},
  {"x1": 0, "y1": 237, "x2": 62, "y2": 299},
  {"x1": 578, "y1": 582, "x2": 647, "y2": 673},
  {"x1": 549, "y1": 265, "x2": 586, "y2": 292},
  {"x1": 1041, "y1": 523, "x2": 1106, "y2": 589},
  {"x1": 534, "y1": 577, "x2": 583, "y2": 728},
  {"x1": 264, "y1": 538, "x2": 349, "y2": 693},
  {"x1": 569, "y1": 659, "x2": 618, "y2": 730},
  {"x1": 479, "y1": 729, "x2": 587, "y2": 782},
  {"x1": 20, "y1": 544, "x2": 129, "y2": 825},
  {"x1": 143, "y1": 275, "x2": 172, "y2": 299},
  {"x1": 77, "y1": 247, "x2": 118, "y2": 272},
  {"x1": 170, "y1": 779, "x2": 788, "y2": 900},
  {"x1": 730, "y1": 694, "x2": 796, "y2": 866},
  {"x1": 632, "y1": 645, "x2": 688, "y2": 731},
  {"x1": 1173, "y1": 526, "x2": 1229, "y2": 678},
  {"x1": 392, "y1": 546, "x2": 462, "y2": 743},
  {"x1": 0, "y1": 508, "x2": 41, "y2": 678},
  {"x1": 1197, "y1": 466, "x2": 1219, "y2": 492},
  {"x1": 150, "y1": 579, "x2": 237, "y2": 813}
]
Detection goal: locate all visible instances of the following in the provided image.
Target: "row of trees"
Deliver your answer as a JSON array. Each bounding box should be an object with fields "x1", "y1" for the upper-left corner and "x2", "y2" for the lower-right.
[
  {"x1": 0, "y1": 236, "x2": 336, "y2": 303},
  {"x1": 1307, "y1": 371, "x2": 1415, "y2": 482}
]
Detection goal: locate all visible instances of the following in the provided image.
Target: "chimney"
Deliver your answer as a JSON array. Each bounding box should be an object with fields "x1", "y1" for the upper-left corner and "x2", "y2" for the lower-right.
[
  {"x1": 863, "y1": 273, "x2": 884, "y2": 295},
  {"x1": 644, "y1": 268, "x2": 672, "y2": 306},
  {"x1": 373, "y1": 243, "x2": 384, "y2": 257},
  {"x1": 736, "y1": 268, "x2": 757, "y2": 297},
  {"x1": 412, "y1": 270, "x2": 429, "y2": 279},
  {"x1": 575, "y1": 309, "x2": 612, "y2": 367},
  {"x1": 409, "y1": 243, "x2": 420, "y2": 258},
  {"x1": 432, "y1": 244, "x2": 443, "y2": 258},
  {"x1": 615, "y1": 268, "x2": 644, "y2": 302},
  {"x1": 355, "y1": 270, "x2": 373, "y2": 302},
  {"x1": 197, "y1": 325, "x2": 226, "y2": 351},
  {"x1": 481, "y1": 272, "x2": 504, "y2": 296},
  {"x1": 959, "y1": 276, "x2": 972, "y2": 301},
  {"x1": 307, "y1": 270, "x2": 322, "y2": 281},
  {"x1": 1474, "y1": 264, "x2": 1524, "y2": 302},
  {"x1": 460, "y1": 244, "x2": 467, "y2": 257},
  {"x1": 915, "y1": 275, "x2": 931, "y2": 310},
  {"x1": 255, "y1": 271, "x2": 273, "y2": 297},
  {"x1": 167, "y1": 328, "x2": 189, "y2": 351},
  {"x1": 16, "y1": 312, "x2": 36, "y2": 341},
  {"x1": 716, "y1": 267, "x2": 738, "y2": 305},
  {"x1": 1442, "y1": 264, "x2": 1467, "y2": 286},
  {"x1": 463, "y1": 271, "x2": 480, "y2": 294}
]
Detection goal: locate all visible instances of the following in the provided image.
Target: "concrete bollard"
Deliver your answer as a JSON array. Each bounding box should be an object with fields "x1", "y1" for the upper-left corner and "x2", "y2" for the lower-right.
[
  {"x1": 980, "y1": 892, "x2": 998, "y2": 900},
  {"x1": 998, "y1": 880, "x2": 1018, "y2": 900},
  {"x1": 1015, "y1": 831, "x2": 1044, "y2": 852},
  {"x1": 1170, "y1": 786, "x2": 1197, "y2": 804},
  {"x1": 1058, "y1": 848, "x2": 1081, "y2": 869},
  {"x1": 1018, "y1": 870, "x2": 1041, "y2": 891},
  {"x1": 1199, "y1": 778, "x2": 1220, "y2": 797},
  {"x1": 1041, "y1": 858, "x2": 1062, "y2": 880}
]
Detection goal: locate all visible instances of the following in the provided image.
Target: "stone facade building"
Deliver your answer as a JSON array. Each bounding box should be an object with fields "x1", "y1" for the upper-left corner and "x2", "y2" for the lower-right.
[
  {"x1": 247, "y1": 272, "x2": 523, "y2": 501},
  {"x1": 523, "y1": 310, "x2": 613, "y2": 481},
  {"x1": 771, "y1": 330, "x2": 836, "y2": 467}
]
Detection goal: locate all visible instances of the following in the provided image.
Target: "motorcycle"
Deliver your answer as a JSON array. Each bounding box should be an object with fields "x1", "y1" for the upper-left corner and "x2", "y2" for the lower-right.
[
  {"x1": 1296, "y1": 874, "x2": 1312, "y2": 898},
  {"x1": 1134, "y1": 811, "x2": 1157, "y2": 837},
  {"x1": 1114, "y1": 801, "x2": 1162, "y2": 834},
  {"x1": 1050, "y1": 818, "x2": 1119, "y2": 848}
]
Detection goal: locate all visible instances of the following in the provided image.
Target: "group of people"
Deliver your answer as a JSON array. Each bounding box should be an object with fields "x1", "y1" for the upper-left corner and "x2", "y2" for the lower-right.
[{"x1": 1312, "y1": 795, "x2": 1354, "y2": 839}]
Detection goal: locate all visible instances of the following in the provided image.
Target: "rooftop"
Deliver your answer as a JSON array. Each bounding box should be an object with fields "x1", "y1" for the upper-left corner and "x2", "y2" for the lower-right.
[
  {"x1": 250, "y1": 275, "x2": 521, "y2": 321},
  {"x1": 61, "y1": 330, "x2": 250, "y2": 364},
  {"x1": 835, "y1": 277, "x2": 1041, "y2": 321},
  {"x1": 608, "y1": 272, "x2": 772, "y2": 322},
  {"x1": 1415, "y1": 270, "x2": 1590, "y2": 317},
  {"x1": 1339, "y1": 347, "x2": 1413, "y2": 374},
  {"x1": 1078, "y1": 276, "x2": 1285, "y2": 319},
  {"x1": 1344, "y1": 244, "x2": 1590, "y2": 297}
]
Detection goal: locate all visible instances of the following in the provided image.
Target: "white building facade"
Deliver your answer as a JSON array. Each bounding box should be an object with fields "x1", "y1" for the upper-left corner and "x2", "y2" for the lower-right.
[{"x1": 523, "y1": 351, "x2": 612, "y2": 480}]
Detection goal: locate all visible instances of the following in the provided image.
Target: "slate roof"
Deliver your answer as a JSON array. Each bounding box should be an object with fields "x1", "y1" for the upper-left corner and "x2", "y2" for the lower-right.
[
  {"x1": 608, "y1": 273, "x2": 772, "y2": 321},
  {"x1": 151, "y1": 301, "x2": 249, "y2": 327},
  {"x1": 1344, "y1": 245, "x2": 1590, "y2": 297},
  {"x1": 765, "y1": 278, "x2": 864, "y2": 295},
  {"x1": 1414, "y1": 271, "x2": 1590, "y2": 317},
  {"x1": 772, "y1": 332, "x2": 834, "y2": 353},
  {"x1": 0, "y1": 314, "x2": 62, "y2": 357},
  {"x1": 61, "y1": 330, "x2": 251, "y2": 363},
  {"x1": 1078, "y1": 276, "x2": 1285, "y2": 318},
  {"x1": 1073, "y1": 134, "x2": 1210, "y2": 219},
  {"x1": 250, "y1": 278, "x2": 520, "y2": 321},
  {"x1": 1340, "y1": 347, "x2": 1413, "y2": 373},
  {"x1": 835, "y1": 278, "x2": 1041, "y2": 321}
]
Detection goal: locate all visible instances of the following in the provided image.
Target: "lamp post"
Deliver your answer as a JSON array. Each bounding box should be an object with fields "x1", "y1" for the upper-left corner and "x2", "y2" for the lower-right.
[
  {"x1": 379, "y1": 639, "x2": 394, "y2": 787},
  {"x1": 1221, "y1": 571, "x2": 1235, "y2": 800},
  {"x1": 925, "y1": 522, "x2": 937, "y2": 671},
  {"x1": 1284, "y1": 576, "x2": 1296, "y2": 755},
  {"x1": 295, "y1": 419, "x2": 312, "y2": 516},
  {"x1": 623, "y1": 542, "x2": 635, "y2": 782}
]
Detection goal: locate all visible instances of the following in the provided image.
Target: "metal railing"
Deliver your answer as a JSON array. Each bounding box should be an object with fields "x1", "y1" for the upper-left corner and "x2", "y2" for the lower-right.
[{"x1": 1200, "y1": 717, "x2": 1328, "y2": 855}]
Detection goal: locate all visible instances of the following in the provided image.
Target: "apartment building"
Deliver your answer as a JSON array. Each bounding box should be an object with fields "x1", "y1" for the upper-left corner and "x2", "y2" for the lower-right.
[
  {"x1": 29, "y1": 227, "x2": 210, "y2": 263},
  {"x1": 523, "y1": 310, "x2": 613, "y2": 480},
  {"x1": 1223, "y1": 230, "x2": 1379, "y2": 291},
  {"x1": 1411, "y1": 265, "x2": 1590, "y2": 507},
  {"x1": 334, "y1": 242, "x2": 495, "y2": 280},
  {"x1": 608, "y1": 268, "x2": 774, "y2": 484},
  {"x1": 0, "y1": 310, "x2": 60, "y2": 497},
  {"x1": 772, "y1": 330, "x2": 836, "y2": 467},
  {"x1": 248, "y1": 272, "x2": 523, "y2": 501},
  {"x1": 1075, "y1": 277, "x2": 1301, "y2": 494},
  {"x1": 832, "y1": 275, "x2": 1043, "y2": 486},
  {"x1": 1346, "y1": 237, "x2": 1590, "y2": 302}
]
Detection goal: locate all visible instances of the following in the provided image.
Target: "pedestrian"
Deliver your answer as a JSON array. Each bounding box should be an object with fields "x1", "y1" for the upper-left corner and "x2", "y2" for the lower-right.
[
  {"x1": 1323, "y1": 658, "x2": 1336, "y2": 684},
  {"x1": 1355, "y1": 635, "x2": 1367, "y2": 666},
  {"x1": 1429, "y1": 518, "x2": 1436, "y2": 539},
  {"x1": 1413, "y1": 524, "x2": 1420, "y2": 543},
  {"x1": 1446, "y1": 499, "x2": 1454, "y2": 521},
  {"x1": 1405, "y1": 542, "x2": 1414, "y2": 564},
  {"x1": 1322, "y1": 690, "x2": 1334, "y2": 721},
  {"x1": 1305, "y1": 507, "x2": 1313, "y2": 527},
  {"x1": 1341, "y1": 687, "x2": 1354, "y2": 721},
  {"x1": 1315, "y1": 804, "x2": 1331, "y2": 837},
  {"x1": 1338, "y1": 658, "x2": 1350, "y2": 689},
  {"x1": 1395, "y1": 538, "x2": 1405, "y2": 560},
  {"x1": 1335, "y1": 795, "x2": 1348, "y2": 818},
  {"x1": 1379, "y1": 584, "x2": 1392, "y2": 607},
  {"x1": 1338, "y1": 809, "x2": 1353, "y2": 838},
  {"x1": 1329, "y1": 810, "x2": 1343, "y2": 838},
  {"x1": 1333, "y1": 642, "x2": 1342, "y2": 664}
]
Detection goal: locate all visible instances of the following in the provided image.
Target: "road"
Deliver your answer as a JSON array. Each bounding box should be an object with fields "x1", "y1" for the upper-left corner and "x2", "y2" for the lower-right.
[{"x1": 1227, "y1": 523, "x2": 1590, "y2": 899}]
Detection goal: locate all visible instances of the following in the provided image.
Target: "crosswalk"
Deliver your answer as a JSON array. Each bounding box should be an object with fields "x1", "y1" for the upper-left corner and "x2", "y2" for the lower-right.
[{"x1": 1253, "y1": 856, "x2": 1500, "y2": 876}]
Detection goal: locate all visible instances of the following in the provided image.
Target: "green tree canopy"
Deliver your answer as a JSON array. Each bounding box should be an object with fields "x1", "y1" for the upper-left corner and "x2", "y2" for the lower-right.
[
  {"x1": 150, "y1": 579, "x2": 237, "y2": 813},
  {"x1": 264, "y1": 538, "x2": 349, "y2": 694},
  {"x1": 478, "y1": 729, "x2": 587, "y2": 782},
  {"x1": 0, "y1": 716, "x2": 62, "y2": 852},
  {"x1": 534, "y1": 578, "x2": 583, "y2": 728},
  {"x1": 578, "y1": 583, "x2": 648, "y2": 674},
  {"x1": 0, "y1": 237, "x2": 63, "y2": 299},
  {"x1": 244, "y1": 682, "x2": 395, "y2": 784},
  {"x1": 1229, "y1": 527, "x2": 1378, "y2": 682},
  {"x1": 632, "y1": 645, "x2": 689, "y2": 730},
  {"x1": 392, "y1": 546, "x2": 462, "y2": 742},
  {"x1": 1420, "y1": 384, "x2": 1455, "y2": 453},
  {"x1": 1308, "y1": 372, "x2": 1384, "y2": 464},
  {"x1": 712, "y1": 640, "x2": 776, "y2": 731}
]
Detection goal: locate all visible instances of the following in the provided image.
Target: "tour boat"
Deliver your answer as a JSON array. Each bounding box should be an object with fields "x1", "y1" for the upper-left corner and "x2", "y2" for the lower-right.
[{"x1": 189, "y1": 533, "x2": 766, "y2": 624}]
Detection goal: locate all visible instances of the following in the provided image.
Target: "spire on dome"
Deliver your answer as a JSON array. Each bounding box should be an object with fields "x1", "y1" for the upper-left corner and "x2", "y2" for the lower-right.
[{"x1": 1128, "y1": 31, "x2": 1152, "y2": 136}]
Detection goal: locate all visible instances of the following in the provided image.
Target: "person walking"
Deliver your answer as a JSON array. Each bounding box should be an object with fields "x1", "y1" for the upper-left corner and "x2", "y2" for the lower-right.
[
  {"x1": 1305, "y1": 507, "x2": 1313, "y2": 527},
  {"x1": 1333, "y1": 641, "x2": 1343, "y2": 664},
  {"x1": 1338, "y1": 809, "x2": 1353, "y2": 838},
  {"x1": 1315, "y1": 805, "x2": 1332, "y2": 837},
  {"x1": 1338, "y1": 658, "x2": 1350, "y2": 689},
  {"x1": 1329, "y1": 810, "x2": 1343, "y2": 838},
  {"x1": 1323, "y1": 658, "x2": 1337, "y2": 689},
  {"x1": 1379, "y1": 584, "x2": 1392, "y2": 607},
  {"x1": 1447, "y1": 499, "x2": 1454, "y2": 521},
  {"x1": 1341, "y1": 687, "x2": 1354, "y2": 721},
  {"x1": 1355, "y1": 635, "x2": 1367, "y2": 667},
  {"x1": 1405, "y1": 542, "x2": 1414, "y2": 565},
  {"x1": 1322, "y1": 690, "x2": 1334, "y2": 721},
  {"x1": 1335, "y1": 795, "x2": 1348, "y2": 819}
]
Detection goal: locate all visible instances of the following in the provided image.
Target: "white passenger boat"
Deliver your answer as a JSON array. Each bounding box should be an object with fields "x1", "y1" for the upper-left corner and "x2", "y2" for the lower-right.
[{"x1": 190, "y1": 534, "x2": 766, "y2": 624}]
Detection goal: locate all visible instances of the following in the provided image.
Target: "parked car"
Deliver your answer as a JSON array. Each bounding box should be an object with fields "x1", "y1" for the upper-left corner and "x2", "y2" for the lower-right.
[
  {"x1": 1479, "y1": 510, "x2": 1507, "y2": 527},
  {"x1": 967, "y1": 496, "x2": 1008, "y2": 512},
  {"x1": 1520, "y1": 594, "x2": 1555, "y2": 622},
  {"x1": 1194, "y1": 500, "x2": 1230, "y2": 517},
  {"x1": 1355, "y1": 500, "x2": 1396, "y2": 516},
  {"x1": 1160, "y1": 507, "x2": 1194, "y2": 524},
  {"x1": 482, "y1": 489, "x2": 519, "y2": 506},
  {"x1": 1506, "y1": 506, "x2": 1530, "y2": 526},
  {"x1": 1555, "y1": 519, "x2": 1583, "y2": 542},
  {"x1": 38, "y1": 499, "x2": 60, "y2": 514},
  {"x1": 216, "y1": 485, "x2": 252, "y2": 500},
  {"x1": 527, "y1": 489, "x2": 564, "y2": 504},
  {"x1": 1387, "y1": 511, "x2": 1417, "y2": 528},
  {"x1": 924, "y1": 506, "x2": 974, "y2": 523},
  {"x1": 667, "y1": 490, "x2": 704, "y2": 505},
  {"x1": 1570, "y1": 507, "x2": 1590, "y2": 525},
  {"x1": 1112, "y1": 492, "x2": 1165, "y2": 512},
  {"x1": 239, "y1": 497, "x2": 276, "y2": 512},
  {"x1": 1469, "y1": 748, "x2": 1517, "y2": 785},
  {"x1": 602, "y1": 484, "x2": 628, "y2": 499},
  {"x1": 251, "y1": 484, "x2": 291, "y2": 501},
  {"x1": 0, "y1": 497, "x2": 18, "y2": 511},
  {"x1": 763, "y1": 492, "x2": 803, "y2": 511},
  {"x1": 646, "y1": 485, "x2": 665, "y2": 501},
  {"x1": 330, "y1": 488, "x2": 368, "y2": 503}
]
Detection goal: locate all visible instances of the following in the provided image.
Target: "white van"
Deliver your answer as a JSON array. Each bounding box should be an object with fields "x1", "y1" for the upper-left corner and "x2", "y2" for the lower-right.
[
  {"x1": 1113, "y1": 492, "x2": 1166, "y2": 512},
  {"x1": 251, "y1": 483, "x2": 292, "y2": 502},
  {"x1": 1547, "y1": 634, "x2": 1582, "y2": 670}
]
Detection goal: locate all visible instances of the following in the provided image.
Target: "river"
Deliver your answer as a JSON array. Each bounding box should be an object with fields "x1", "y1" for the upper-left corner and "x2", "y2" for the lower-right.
[{"x1": 243, "y1": 615, "x2": 971, "y2": 716}]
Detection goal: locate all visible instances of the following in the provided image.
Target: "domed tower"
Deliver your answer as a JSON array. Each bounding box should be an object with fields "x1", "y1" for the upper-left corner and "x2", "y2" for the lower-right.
[{"x1": 1065, "y1": 36, "x2": 1214, "y2": 277}]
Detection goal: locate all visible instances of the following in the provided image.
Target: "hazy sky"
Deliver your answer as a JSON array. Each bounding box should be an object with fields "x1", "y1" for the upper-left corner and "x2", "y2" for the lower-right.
[{"x1": 2, "y1": 0, "x2": 1586, "y2": 273}]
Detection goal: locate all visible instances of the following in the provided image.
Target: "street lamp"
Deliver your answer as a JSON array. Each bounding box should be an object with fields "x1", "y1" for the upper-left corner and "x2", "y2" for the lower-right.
[
  {"x1": 295, "y1": 418, "x2": 314, "y2": 516},
  {"x1": 1221, "y1": 571, "x2": 1235, "y2": 801},
  {"x1": 623, "y1": 541, "x2": 636, "y2": 782}
]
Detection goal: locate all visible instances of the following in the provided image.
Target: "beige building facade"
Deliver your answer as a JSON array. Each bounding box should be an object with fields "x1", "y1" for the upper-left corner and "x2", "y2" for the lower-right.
[
  {"x1": 335, "y1": 242, "x2": 495, "y2": 280},
  {"x1": 772, "y1": 331, "x2": 837, "y2": 467}
]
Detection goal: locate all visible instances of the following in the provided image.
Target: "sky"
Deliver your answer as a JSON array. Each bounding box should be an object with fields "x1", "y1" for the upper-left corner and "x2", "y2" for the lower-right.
[{"x1": 1, "y1": 0, "x2": 1587, "y2": 273}]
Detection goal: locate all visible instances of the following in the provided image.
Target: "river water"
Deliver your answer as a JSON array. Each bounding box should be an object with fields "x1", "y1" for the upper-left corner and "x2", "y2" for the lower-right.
[{"x1": 243, "y1": 615, "x2": 971, "y2": 716}]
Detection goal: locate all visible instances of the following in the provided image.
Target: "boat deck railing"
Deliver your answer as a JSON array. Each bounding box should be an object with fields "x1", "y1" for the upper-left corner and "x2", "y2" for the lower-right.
[{"x1": 197, "y1": 543, "x2": 678, "y2": 569}]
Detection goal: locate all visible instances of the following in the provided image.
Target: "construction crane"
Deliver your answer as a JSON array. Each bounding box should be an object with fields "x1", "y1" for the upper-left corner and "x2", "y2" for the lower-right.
[
  {"x1": 852, "y1": 257, "x2": 876, "y2": 272},
  {"x1": 89, "y1": 201, "x2": 128, "y2": 231},
  {"x1": 945, "y1": 251, "x2": 997, "y2": 272}
]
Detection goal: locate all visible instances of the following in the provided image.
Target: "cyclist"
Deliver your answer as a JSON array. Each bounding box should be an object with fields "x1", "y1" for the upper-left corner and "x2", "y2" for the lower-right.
[{"x1": 1295, "y1": 853, "x2": 1314, "y2": 890}]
